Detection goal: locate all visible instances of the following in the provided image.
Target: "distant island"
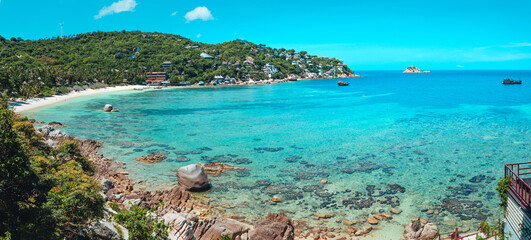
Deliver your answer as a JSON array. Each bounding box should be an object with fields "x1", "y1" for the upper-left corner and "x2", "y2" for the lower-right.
[
  {"x1": 0, "y1": 31, "x2": 354, "y2": 99},
  {"x1": 403, "y1": 66, "x2": 431, "y2": 73}
]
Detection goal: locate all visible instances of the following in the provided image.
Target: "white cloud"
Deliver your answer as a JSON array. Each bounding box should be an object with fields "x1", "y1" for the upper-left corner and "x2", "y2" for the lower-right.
[
  {"x1": 185, "y1": 6, "x2": 213, "y2": 22},
  {"x1": 197, "y1": 34, "x2": 202, "y2": 38},
  {"x1": 500, "y1": 42, "x2": 531, "y2": 48},
  {"x1": 171, "y1": 11, "x2": 178, "y2": 16},
  {"x1": 95, "y1": 0, "x2": 138, "y2": 19},
  {"x1": 456, "y1": 65, "x2": 464, "y2": 68}
]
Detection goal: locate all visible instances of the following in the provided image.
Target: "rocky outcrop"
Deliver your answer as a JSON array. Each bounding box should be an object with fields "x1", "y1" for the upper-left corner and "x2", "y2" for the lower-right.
[
  {"x1": 198, "y1": 162, "x2": 237, "y2": 176},
  {"x1": 31, "y1": 120, "x2": 304, "y2": 240},
  {"x1": 249, "y1": 213, "x2": 294, "y2": 240},
  {"x1": 80, "y1": 139, "x2": 103, "y2": 156},
  {"x1": 176, "y1": 164, "x2": 211, "y2": 191},
  {"x1": 104, "y1": 104, "x2": 113, "y2": 112},
  {"x1": 48, "y1": 121, "x2": 66, "y2": 128},
  {"x1": 36, "y1": 125, "x2": 74, "y2": 147},
  {"x1": 141, "y1": 186, "x2": 196, "y2": 213},
  {"x1": 135, "y1": 153, "x2": 167, "y2": 163},
  {"x1": 85, "y1": 220, "x2": 128, "y2": 240},
  {"x1": 403, "y1": 66, "x2": 421, "y2": 73},
  {"x1": 161, "y1": 211, "x2": 196, "y2": 240},
  {"x1": 404, "y1": 219, "x2": 439, "y2": 240},
  {"x1": 193, "y1": 217, "x2": 252, "y2": 240}
]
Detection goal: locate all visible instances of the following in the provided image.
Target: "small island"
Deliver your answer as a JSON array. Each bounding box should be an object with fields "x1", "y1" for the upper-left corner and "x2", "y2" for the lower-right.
[{"x1": 403, "y1": 66, "x2": 430, "y2": 73}]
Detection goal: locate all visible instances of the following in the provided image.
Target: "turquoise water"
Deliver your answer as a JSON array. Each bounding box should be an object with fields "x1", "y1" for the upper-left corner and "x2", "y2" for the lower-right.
[{"x1": 24, "y1": 71, "x2": 531, "y2": 238}]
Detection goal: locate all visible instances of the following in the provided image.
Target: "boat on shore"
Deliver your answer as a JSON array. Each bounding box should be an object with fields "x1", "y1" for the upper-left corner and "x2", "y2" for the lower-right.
[
  {"x1": 502, "y1": 79, "x2": 522, "y2": 85},
  {"x1": 338, "y1": 81, "x2": 350, "y2": 86}
]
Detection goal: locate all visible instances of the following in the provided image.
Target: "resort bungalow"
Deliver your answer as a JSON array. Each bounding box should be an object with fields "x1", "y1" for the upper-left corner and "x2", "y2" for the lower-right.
[
  {"x1": 200, "y1": 53, "x2": 215, "y2": 59},
  {"x1": 162, "y1": 61, "x2": 171, "y2": 70},
  {"x1": 504, "y1": 162, "x2": 531, "y2": 240},
  {"x1": 198, "y1": 81, "x2": 205, "y2": 86},
  {"x1": 145, "y1": 72, "x2": 168, "y2": 85},
  {"x1": 262, "y1": 63, "x2": 278, "y2": 78},
  {"x1": 177, "y1": 81, "x2": 191, "y2": 86},
  {"x1": 214, "y1": 75, "x2": 224, "y2": 83}
]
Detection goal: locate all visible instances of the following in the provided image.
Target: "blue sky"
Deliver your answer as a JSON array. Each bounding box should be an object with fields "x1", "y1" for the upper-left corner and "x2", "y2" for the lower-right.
[{"x1": 1, "y1": 0, "x2": 530, "y2": 70}]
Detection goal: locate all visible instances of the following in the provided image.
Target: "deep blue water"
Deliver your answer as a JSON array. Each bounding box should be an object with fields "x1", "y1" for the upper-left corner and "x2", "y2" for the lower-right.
[{"x1": 24, "y1": 70, "x2": 531, "y2": 238}]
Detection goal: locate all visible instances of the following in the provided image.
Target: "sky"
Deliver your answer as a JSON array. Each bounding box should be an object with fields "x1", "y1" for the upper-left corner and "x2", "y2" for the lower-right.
[{"x1": 0, "y1": 0, "x2": 530, "y2": 70}]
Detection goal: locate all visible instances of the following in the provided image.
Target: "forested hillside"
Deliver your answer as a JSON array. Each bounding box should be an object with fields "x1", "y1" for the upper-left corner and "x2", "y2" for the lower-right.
[{"x1": 0, "y1": 31, "x2": 352, "y2": 98}]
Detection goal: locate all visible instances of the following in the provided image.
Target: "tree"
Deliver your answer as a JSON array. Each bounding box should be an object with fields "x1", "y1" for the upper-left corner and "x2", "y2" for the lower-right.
[{"x1": 0, "y1": 94, "x2": 52, "y2": 239}]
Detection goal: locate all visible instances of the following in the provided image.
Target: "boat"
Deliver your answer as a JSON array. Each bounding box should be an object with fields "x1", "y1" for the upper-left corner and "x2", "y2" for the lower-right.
[
  {"x1": 338, "y1": 81, "x2": 350, "y2": 86},
  {"x1": 502, "y1": 78, "x2": 522, "y2": 85},
  {"x1": 288, "y1": 79, "x2": 298, "y2": 82}
]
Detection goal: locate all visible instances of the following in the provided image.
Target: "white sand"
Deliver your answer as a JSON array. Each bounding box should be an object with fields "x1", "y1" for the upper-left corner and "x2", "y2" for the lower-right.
[{"x1": 13, "y1": 85, "x2": 147, "y2": 113}]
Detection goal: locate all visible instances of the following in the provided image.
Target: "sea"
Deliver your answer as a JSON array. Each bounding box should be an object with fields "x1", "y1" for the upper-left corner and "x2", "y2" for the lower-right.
[{"x1": 23, "y1": 70, "x2": 531, "y2": 239}]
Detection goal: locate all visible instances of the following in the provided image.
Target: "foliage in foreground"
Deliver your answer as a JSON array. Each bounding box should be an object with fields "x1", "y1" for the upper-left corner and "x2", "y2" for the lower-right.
[
  {"x1": 496, "y1": 177, "x2": 511, "y2": 210},
  {"x1": 110, "y1": 202, "x2": 169, "y2": 240},
  {"x1": 219, "y1": 235, "x2": 231, "y2": 240},
  {"x1": 0, "y1": 93, "x2": 104, "y2": 239}
]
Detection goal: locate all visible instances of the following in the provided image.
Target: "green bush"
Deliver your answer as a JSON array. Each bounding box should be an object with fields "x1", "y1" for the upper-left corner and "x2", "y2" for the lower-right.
[
  {"x1": 113, "y1": 205, "x2": 169, "y2": 240},
  {"x1": 496, "y1": 177, "x2": 511, "y2": 209},
  {"x1": 219, "y1": 235, "x2": 231, "y2": 240},
  {"x1": 0, "y1": 94, "x2": 104, "y2": 239}
]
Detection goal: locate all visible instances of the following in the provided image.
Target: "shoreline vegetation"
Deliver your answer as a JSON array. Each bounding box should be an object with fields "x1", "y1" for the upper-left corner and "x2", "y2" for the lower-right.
[{"x1": 0, "y1": 30, "x2": 354, "y2": 101}]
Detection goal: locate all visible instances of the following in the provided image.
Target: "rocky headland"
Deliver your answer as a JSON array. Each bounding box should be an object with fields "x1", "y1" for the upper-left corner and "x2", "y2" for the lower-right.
[{"x1": 32, "y1": 121, "x2": 446, "y2": 240}]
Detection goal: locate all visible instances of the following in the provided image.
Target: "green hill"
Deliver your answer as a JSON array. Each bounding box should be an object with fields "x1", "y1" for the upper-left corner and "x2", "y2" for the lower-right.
[{"x1": 0, "y1": 31, "x2": 353, "y2": 98}]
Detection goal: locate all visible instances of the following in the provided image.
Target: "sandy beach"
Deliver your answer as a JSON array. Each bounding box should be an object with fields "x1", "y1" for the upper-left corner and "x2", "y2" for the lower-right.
[{"x1": 13, "y1": 85, "x2": 147, "y2": 113}]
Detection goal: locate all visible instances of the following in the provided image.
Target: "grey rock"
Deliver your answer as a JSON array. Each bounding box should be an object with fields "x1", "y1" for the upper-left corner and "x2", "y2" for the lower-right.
[
  {"x1": 37, "y1": 125, "x2": 55, "y2": 135},
  {"x1": 101, "y1": 178, "x2": 114, "y2": 194},
  {"x1": 404, "y1": 219, "x2": 439, "y2": 240},
  {"x1": 123, "y1": 198, "x2": 141, "y2": 209},
  {"x1": 161, "y1": 211, "x2": 196, "y2": 240},
  {"x1": 48, "y1": 130, "x2": 67, "y2": 138},
  {"x1": 45, "y1": 139, "x2": 55, "y2": 147},
  {"x1": 176, "y1": 164, "x2": 211, "y2": 191},
  {"x1": 193, "y1": 217, "x2": 251, "y2": 240},
  {"x1": 87, "y1": 220, "x2": 128, "y2": 240},
  {"x1": 104, "y1": 104, "x2": 113, "y2": 112}
]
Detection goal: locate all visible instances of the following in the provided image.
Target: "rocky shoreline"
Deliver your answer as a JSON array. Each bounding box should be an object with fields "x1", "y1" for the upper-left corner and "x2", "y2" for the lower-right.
[{"x1": 32, "y1": 120, "x2": 445, "y2": 240}]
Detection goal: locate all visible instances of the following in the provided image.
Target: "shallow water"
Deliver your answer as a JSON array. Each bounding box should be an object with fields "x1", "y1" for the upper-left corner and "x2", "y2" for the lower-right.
[{"x1": 24, "y1": 70, "x2": 531, "y2": 238}]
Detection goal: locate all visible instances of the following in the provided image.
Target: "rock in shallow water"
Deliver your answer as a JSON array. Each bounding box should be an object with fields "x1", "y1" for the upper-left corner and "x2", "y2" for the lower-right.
[
  {"x1": 104, "y1": 104, "x2": 113, "y2": 112},
  {"x1": 176, "y1": 164, "x2": 211, "y2": 191},
  {"x1": 135, "y1": 152, "x2": 167, "y2": 163},
  {"x1": 198, "y1": 161, "x2": 237, "y2": 176},
  {"x1": 404, "y1": 218, "x2": 438, "y2": 240}
]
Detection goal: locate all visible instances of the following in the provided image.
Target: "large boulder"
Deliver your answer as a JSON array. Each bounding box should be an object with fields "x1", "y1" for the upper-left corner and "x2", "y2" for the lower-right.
[
  {"x1": 249, "y1": 213, "x2": 294, "y2": 240},
  {"x1": 404, "y1": 219, "x2": 439, "y2": 240},
  {"x1": 193, "y1": 217, "x2": 251, "y2": 240},
  {"x1": 104, "y1": 104, "x2": 113, "y2": 112},
  {"x1": 176, "y1": 164, "x2": 211, "y2": 191}
]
